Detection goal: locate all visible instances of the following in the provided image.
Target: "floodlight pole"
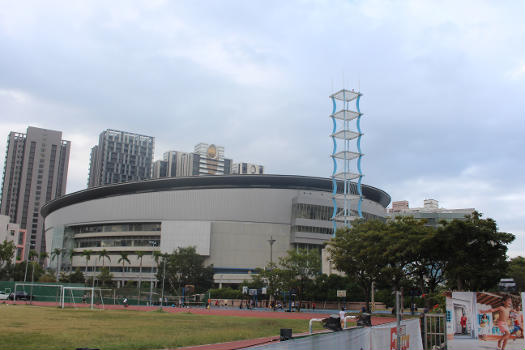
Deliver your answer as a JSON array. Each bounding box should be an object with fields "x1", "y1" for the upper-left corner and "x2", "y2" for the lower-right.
[
  {"x1": 30, "y1": 260, "x2": 35, "y2": 305},
  {"x1": 24, "y1": 259, "x2": 29, "y2": 282},
  {"x1": 149, "y1": 278, "x2": 153, "y2": 306},
  {"x1": 268, "y1": 236, "x2": 276, "y2": 264},
  {"x1": 160, "y1": 255, "x2": 166, "y2": 311},
  {"x1": 92, "y1": 258, "x2": 96, "y2": 288}
]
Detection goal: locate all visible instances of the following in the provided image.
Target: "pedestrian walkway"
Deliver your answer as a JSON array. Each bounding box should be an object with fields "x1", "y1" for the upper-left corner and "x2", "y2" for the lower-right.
[{"x1": 448, "y1": 337, "x2": 525, "y2": 350}]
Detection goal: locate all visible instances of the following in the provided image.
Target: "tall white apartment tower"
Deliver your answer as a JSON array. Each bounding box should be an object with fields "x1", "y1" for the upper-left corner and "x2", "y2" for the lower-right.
[{"x1": 87, "y1": 129, "x2": 154, "y2": 187}]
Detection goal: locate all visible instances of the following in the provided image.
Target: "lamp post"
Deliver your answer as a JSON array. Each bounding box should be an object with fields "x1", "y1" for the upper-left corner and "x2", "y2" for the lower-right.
[{"x1": 267, "y1": 236, "x2": 276, "y2": 264}]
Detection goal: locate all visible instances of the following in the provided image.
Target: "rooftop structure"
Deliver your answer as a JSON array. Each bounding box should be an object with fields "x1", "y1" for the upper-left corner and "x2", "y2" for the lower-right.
[{"x1": 388, "y1": 199, "x2": 475, "y2": 227}]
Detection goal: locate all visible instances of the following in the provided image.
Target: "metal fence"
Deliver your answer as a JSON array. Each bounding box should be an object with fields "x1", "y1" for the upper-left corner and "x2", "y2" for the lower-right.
[{"x1": 423, "y1": 313, "x2": 447, "y2": 350}]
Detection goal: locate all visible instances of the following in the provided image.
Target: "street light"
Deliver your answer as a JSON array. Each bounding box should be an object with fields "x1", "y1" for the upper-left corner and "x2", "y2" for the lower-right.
[{"x1": 267, "y1": 236, "x2": 276, "y2": 264}]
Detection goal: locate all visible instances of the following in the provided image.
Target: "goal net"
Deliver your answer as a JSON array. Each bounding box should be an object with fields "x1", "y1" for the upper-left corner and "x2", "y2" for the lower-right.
[
  {"x1": 14, "y1": 283, "x2": 64, "y2": 306},
  {"x1": 61, "y1": 286, "x2": 105, "y2": 310}
]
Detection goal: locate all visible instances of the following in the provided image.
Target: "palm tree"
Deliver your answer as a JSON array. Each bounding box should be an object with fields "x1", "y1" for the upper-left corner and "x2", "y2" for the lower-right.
[
  {"x1": 98, "y1": 249, "x2": 111, "y2": 268},
  {"x1": 24, "y1": 250, "x2": 39, "y2": 282},
  {"x1": 118, "y1": 252, "x2": 130, "y2": 287},
  {"x1": 67, "y1": 249, "x2": 75, "y2": 273},
  {"x1": 82, "y1": 249, "x2": 95, "y2": 279},
  {"x1": 151, "y1": 250, "x2": 163, "y2": 305},
  {"x1": 153, "y1": 250, "x2": 162, "y2": 271},
  {"x1": 39, "y1": 251, "x2": 49, "y2": 266},
  {"x1": 51, "y1": 248, "x2": 63, "y2": 281},
  {"x1": 136, "y1": 251, "x2": 146, "y2": 304}
]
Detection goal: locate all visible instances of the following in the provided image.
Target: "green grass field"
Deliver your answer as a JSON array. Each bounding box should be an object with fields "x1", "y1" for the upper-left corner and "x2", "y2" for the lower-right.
[{"x1": 0, "y1": 304, "x2": 322, "y2": 350}]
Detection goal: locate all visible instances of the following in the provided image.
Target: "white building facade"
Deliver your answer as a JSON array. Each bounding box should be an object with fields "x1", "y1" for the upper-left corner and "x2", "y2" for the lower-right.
[{"x1": 42, "y1": 175, "x2": 390, "y2": 286}]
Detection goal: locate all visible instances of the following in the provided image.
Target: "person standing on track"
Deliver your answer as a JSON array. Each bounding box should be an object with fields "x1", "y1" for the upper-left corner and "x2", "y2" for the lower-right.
[{"x1": 339, "y1": 307, "x2": 346, "y2": 329}]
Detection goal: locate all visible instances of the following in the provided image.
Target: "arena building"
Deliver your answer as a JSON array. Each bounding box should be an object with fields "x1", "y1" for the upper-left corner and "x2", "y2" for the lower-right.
[{"x1": 41, "y1": 175, "x2": 390, "y2": 286}]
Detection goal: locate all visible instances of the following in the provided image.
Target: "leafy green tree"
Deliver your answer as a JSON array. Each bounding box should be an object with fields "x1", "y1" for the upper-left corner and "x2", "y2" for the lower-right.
[
  {"x1": 255, "y1": 262, "x2": 290, "y2": 301},
  {"x1": 507, "y1": 256, "x2": 525, "y2": 292},
  {"x1": 69, "y1": 268, "x2": 86, "y2": 283},
  {"x1": 327, "y1": 219, "x2": 388, "y2": 310},
  {"x1": 209, "y1": 287, "x2": 243, "y2": 299},
  {"x1": 0, "y1": 240, "x2": 16, "y2": 268},
  {"x1": 279, "y1": 248, "x2": 321, "y2": 309},
  {"x1": 406, "y1": 228, "x2": 446, "y2": 296},
  {"x1": 439, "y1": 212, "x2": 514, "y2": 290},
  {"x1": 38, "y1": 272, "x2": 56, "y2": 283},
  {"x1": 310, "y1": 274, "x2": 363, "y2": 302},
  {"x1": 159, "y1": 246, "x2": 214, "y2": 294},
  {"x1": 380, "y1": 216, "x2": 435, "y2": 292},
  {"x1": 97, "y1": 267, "x2": 113, "y2": 287}
]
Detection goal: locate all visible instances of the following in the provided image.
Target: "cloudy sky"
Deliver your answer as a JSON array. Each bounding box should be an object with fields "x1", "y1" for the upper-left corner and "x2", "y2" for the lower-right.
[{"x1": 0, "y1": 0, "x2": 523, "y2": 256}]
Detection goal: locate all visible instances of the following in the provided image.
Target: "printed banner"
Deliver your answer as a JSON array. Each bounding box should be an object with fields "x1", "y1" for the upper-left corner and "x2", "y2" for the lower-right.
[{"x1": 446, "y1": 291, "x2": 524, "y2": 349}]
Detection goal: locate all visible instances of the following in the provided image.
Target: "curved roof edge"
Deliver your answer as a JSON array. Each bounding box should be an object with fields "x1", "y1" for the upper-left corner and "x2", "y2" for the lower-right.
[{"x1": 42, "y1": 174, "x2": 391, "y2": 217}]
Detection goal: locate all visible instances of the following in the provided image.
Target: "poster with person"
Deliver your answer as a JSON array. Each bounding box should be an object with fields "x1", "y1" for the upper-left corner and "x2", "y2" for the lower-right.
[{"x1": 446, "y1": 292, "x2": 524, "y2": 350}]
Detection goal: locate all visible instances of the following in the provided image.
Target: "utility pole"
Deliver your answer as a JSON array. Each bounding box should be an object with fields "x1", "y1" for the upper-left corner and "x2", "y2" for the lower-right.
[{"x1": 267, "y1": 236, "x2": 276, "y2": 264}]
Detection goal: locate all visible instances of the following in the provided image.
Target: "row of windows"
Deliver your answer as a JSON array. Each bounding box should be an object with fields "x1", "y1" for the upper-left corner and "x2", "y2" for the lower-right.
[
  {"x1": 81, "y1": 266, "x2": 157, "y2": 273},
  {"x1": 292, "y1": 203, "x2": 340, "y2": 221},
  {"x1": 293, "y1": 225, "x2": 333, "y2": 235},
  {"x1": 293, "y1": 203, "x2": 385, "y2": 222},
  {"x1": 65, "y1": 222, "x2": 161, "y2": 234},
  {"x1": 76, "y1": 236, "x2": 160, "y2": 248}
]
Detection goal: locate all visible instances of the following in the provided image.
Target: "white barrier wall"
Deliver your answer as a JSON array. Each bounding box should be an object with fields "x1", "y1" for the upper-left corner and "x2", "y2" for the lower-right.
[
  {"x1": 248, "y1": 318, "x2": 423, "y2": 350},
  {"x1": 370, "y1": 319, "x2": 423, "y2": 350}
]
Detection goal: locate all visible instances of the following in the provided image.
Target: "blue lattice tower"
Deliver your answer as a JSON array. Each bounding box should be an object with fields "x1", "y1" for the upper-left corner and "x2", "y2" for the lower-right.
[{"x1": 329, "y1": 89, "x2": 363, "y2": 236}]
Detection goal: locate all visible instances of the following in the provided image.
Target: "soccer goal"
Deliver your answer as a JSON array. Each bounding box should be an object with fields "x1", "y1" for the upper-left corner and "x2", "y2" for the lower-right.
[
  {"x1": 61, "y1": 286, "x2": 104, "y2": 310},
  {"x1": 14, "y1": 283, "x2": 64, "y2": 306}
]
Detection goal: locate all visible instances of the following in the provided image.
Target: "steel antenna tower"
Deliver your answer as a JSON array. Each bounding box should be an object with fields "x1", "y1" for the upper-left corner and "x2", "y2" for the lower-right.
[{"x1": 330, "y1": 89, "x2": 364, "y2": 236}]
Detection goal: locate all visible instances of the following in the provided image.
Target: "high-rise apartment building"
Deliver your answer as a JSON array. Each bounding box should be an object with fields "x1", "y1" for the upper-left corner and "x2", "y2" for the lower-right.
[
  {"x1": 194, "y1": 143, "x2": 231, "y2": 176},
  {"x1": 0, "y1": 126, "x2": 70, "y2": 256},
  {"x1": 152, "y1": 151, "x2": 200, "y2": 178},
  {"x1": 87, "y1": 129, "x2": 154, "y2": 187},
  {"x1": 152, "y1": 143, "x2": 233, "y2": 179},
  {"x1": 231, "y1": 162, "x2": 264, "y2": 175}
]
